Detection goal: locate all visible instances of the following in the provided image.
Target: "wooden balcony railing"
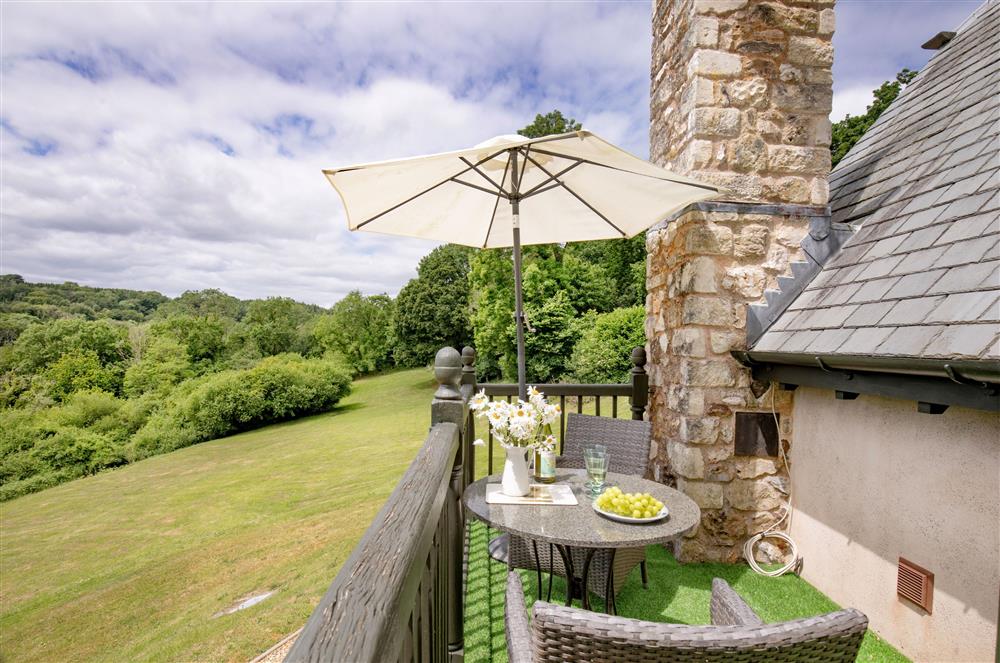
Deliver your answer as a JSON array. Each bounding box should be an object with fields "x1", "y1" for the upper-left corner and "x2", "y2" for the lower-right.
[{"x1": 287, "y1": 345, "x2": 649, "y2": 662}]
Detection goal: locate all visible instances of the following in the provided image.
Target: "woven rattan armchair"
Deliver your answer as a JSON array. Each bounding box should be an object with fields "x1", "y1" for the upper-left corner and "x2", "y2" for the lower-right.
[
  {"x1": 491, "y1": 414, "x2": 653, "y2": 604},
  {"x1": 505, "y1": 571, "x2": 868, "y2": 663}
]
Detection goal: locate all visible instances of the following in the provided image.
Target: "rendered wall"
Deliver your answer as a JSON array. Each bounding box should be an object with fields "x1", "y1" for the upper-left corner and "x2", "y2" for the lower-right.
[{"x1": 789, "y1": 386, "x2": 999, "y2": 662}]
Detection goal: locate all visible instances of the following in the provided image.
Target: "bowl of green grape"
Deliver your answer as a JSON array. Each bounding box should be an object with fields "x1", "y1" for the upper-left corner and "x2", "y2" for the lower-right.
[{"x1": 592, "y1": 486, "x2": 668, "y2": 523}]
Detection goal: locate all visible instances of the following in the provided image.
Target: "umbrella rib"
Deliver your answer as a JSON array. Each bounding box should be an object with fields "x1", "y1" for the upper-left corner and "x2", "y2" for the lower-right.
[
  {"x1": 355, "y1": 147, "x2": 511, "y2": 229},
  {"x1": 450, "y1": 178, "x2": 504, "y2": 198},
  {"x1": 520, "y1": 161, "x2": 582, "y2": 198},
  {"x1": 520, "y1": 182, "x2": 562, "y2": 199},
  {"x1": 522, "y1": 152, "x2": 628, "y2": 237},
  {"x1": 459, "y1": 157, "x2": 509, "y2": 196},
  {"x1": 482, "y1": 155, "x2": 512, "y2": 248},
  {"x1": 526, "y1": 146, "x2": 720, "y2": 192}
]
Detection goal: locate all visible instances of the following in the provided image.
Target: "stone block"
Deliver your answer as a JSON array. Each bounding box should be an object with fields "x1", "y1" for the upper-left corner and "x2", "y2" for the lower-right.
[
  {"x1": 734, "y1": 224, "x2": 770, "y2": 259},
  {"x1": 757, "y1": 118, "x2": 781, "y2": 139},
  {"x1": 685, "y1": 223, "x2": 734, "y2": 254},
  {"x1": 721, "y1": 78, "x2": 769, "y2": 108},
  {"x1": 768, "y1": 145, "x2": 830, "y2": 173},
  {"x1": 711, "y1": 330, "x2": 741, "y2": 355},
  {"x1": 669, "y1": 442, "x2": 705, "y2": 479},
  {"x1": 686, "y1": 359, "x2": 738, "y2": 386},
  {"x1": 788, "y1": 36, "x2": 833, "y2": 67},
  {"x1": 678, "y1": 479, "x2": 724, "y2": 509},
  {"x1": 691, "y1": 16, "x2": 720, "y2": 47},
  {"x1": 734, "y1": 457, "x2": 778, "y2": 479},
  {"x1": 725, "y1": 476, "x2": 787, "y2": 511},
  {"x1": 679, "y1": 256, "x2": 718, "y2": 293},
  {"x1": 750, "y1": 2, "x2": 818, "y2": 32},
  {"x1": 818, "y1": 8, "x2": 835, "y2": 35},
  {"x1": 773, "y1": 82, "x2": 833, "y2": 113},
  {"x1": 682, "y1": 297, "x2": 733, "y2": 326},
  {"x1": 684, "y1": 76, "x2": 716, "y2": 107},
  {"x1": 764, "y1": 177, "x2": 810, "y2": 204},
  {"x1": 722, "y1": 265, "x2": 767, "y2": 298},
  {"x1": 689, "y1": 49, "x2": 742, "y2": 78},
  {"x1": 689, "y1": 139, "x2": 714, "y2": 167},
  {"x1": 673, "y1": 328, "x2": 707, "y2": 357},
  {"x1": 729, "y1": 135, "x2": 768, "y2": 172},
  {"x1": 680, "y1": 417, "x2": 719, "y2": 444},
  {"x1": 811, "y1": 176, "x2": 830, "y2": 205},
  {"x1": 804, "y1": 66, "x2": 833, "y2": 85},
  {"x1": 779, "y1": 64, "x2": 803, "y2": 83},
  {"x1": 689, "y1": 107, "x2": 742, "y2": 137},
  {"x1": 813, "y1": 117, "x2": 832, "y2": 146},
  {"x1": 694, "y1": 0, "x2": 749, "y2": 16}
]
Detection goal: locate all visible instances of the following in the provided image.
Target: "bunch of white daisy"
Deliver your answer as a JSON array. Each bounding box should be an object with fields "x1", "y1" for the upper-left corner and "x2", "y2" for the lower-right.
[{"x1": 469, "y1": 386, "x2": 561, "y2": 449}]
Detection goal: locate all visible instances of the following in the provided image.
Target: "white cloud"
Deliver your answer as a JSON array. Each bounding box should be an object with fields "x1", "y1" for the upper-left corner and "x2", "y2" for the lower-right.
[
  {"x1": 0, "y1": 1, "x2": 983, "y2": 305},
  {"x1": 0, "y1": 2, "x2": 654, "y2": 304}
]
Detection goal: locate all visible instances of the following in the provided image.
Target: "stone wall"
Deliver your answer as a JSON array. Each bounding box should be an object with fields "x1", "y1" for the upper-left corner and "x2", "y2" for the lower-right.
[
  {"x1": 652, "y1": 0, "x2": 834, "y2": 204},
  {"x1": 647, "y1": 0, "x2": 835, "y2": 562},
  {"x1": 646, "y1": 203, "x2": 817, "y2": 562}
]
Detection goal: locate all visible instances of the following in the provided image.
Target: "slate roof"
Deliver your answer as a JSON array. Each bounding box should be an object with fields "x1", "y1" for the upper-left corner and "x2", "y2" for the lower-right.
[{"x1": 754, "y1": 1, "x2": 1000, "y2": 362}]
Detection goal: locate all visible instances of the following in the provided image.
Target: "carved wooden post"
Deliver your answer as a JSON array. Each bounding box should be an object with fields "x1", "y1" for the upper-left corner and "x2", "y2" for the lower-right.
[
  {"x1": 432, "y1": 347, "x2": 465, "y2": 658},
  {"x1": 631, "y1": 346, "x2": 649, "y2": 421},
  {"x1": 461, "y1": 346, "x2": 477, "y2": 489}
]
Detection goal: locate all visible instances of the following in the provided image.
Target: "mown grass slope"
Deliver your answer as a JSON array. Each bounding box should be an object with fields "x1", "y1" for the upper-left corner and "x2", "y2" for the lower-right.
[{"x1": 1, "y1": 368, "x2": 435, "y2": 663}]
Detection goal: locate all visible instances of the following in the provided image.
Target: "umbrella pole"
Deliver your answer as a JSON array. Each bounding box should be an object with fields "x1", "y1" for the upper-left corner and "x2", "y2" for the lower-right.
[{"x1": 511, "y1": 201, "x2": 527, "y2": 401}]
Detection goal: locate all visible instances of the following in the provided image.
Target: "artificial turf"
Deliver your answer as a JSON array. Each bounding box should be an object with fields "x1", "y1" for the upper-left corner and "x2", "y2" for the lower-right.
[{"x1": 464, "y1": 520, "x2": 908, "y2": 663}]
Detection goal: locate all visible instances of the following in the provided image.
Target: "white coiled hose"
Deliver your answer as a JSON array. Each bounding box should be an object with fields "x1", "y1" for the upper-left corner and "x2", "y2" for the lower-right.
[{"x1": 743, "y1": 387, "x2": 800, "y2": 577}]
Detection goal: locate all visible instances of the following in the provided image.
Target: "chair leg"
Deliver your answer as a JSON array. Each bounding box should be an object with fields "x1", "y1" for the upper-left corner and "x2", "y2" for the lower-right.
[{"x1": 640, "y1": 560, "x2": 648, "y2": 589}]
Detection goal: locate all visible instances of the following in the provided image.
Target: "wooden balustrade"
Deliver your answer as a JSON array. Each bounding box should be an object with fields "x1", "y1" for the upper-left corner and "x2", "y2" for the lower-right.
[{"x1": 286, "y1": 345, "x2": 648, "y2": 662}]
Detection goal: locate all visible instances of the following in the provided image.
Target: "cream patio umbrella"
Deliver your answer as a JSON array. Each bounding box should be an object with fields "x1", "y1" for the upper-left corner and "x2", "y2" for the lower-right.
[{"x1": 323, "y1": 130, "x2": 721, "y2": 399}]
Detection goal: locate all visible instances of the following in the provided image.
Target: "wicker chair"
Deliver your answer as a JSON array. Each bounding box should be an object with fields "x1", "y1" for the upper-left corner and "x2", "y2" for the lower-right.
[
  {"x1": 505, "y1": 571, "x2": 868, "y2": 663},
  {"x1": 491, "y1": 414, "x2": 653, "y2": 604}
]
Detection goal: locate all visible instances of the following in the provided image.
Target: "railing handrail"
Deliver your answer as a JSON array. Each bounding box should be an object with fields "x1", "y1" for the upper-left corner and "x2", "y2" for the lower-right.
[
  {"x1": 478, "y1": 382, "x2": 633, "y2": 397},
  {"x1": 285, "y1": 421, "x2": 460, "y2": 662}
]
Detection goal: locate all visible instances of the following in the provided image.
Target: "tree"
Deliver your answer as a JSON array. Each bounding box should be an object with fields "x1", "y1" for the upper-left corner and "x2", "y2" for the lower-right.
[
  {"x1": 153, "y1": 289, "x2": 244, "y2": 321},
  {"x1": 569, "y1": 306, "x2": 646, "y2": 383},
  {"x1": 243, "y1": 297, "x2": 311, "y2": 357},
  {"x1": 831, "y1": 68, "x2": 918, "y2": 167},
  {"x1": 518, "y1": 110, "x2": 582, "y2": 138},
  {"x1": 394, "y1": 245, "x2": 473, "y2": 366},
  {"x1": 314, "y1": 291, "x2": 395, "y2": 374}
]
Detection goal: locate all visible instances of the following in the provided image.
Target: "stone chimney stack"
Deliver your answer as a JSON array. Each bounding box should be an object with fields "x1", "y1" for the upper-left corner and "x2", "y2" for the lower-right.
[
  {"x1": 646, "y1": 0, "x2": 835, "y2": 562},
  {"x1": 652, "y1": 0, "x2": 834, "y2": 205}
]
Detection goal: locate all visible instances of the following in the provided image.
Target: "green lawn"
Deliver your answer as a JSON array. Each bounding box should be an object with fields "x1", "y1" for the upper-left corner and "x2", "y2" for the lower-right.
[
  {"x1": 2, "y1": 371, "x2": 907, "y2": 663},
  {"x1": 464, "y1": 520, "x2": 908, "y2": 662},
  {"x1": 1, "y1": 368, "x2": 437, "y2": 663}
]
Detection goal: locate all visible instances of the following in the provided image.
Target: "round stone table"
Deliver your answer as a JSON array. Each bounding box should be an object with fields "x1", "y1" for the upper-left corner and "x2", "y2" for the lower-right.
[{"x1": 464, "y1": 468, "x2": 700, "y2": 612}]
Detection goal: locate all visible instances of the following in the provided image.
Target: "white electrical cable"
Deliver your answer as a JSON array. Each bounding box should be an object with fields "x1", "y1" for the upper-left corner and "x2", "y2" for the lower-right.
[{"x1": 743, "y1": 386, "x2": 800, "y2": 577}]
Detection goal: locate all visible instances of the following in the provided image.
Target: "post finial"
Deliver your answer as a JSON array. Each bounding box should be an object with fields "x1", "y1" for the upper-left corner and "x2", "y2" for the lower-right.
[
  {"x1": 434, "y1": 347, "x2": 463, "y2": 400},
  {"x1": 631, "y1": 346, "x2": 647, "y2": 371}
]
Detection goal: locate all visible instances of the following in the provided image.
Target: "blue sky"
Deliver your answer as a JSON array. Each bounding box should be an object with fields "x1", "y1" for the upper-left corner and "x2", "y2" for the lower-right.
[{"x1": 1, "y1": 0, "x2": 981, "y2": 305}]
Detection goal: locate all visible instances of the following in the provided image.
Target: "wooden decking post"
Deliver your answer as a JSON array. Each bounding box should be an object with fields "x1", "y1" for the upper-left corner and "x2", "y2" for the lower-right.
[
  {"x1": 460, "y1": 346, "x2": 477, "y2": 490},
  {"x1": 432, "y1": 347, "x2": 467, "y2": 660},
  {"x1": 631, "y1": 346, "x2": 649, "y2": 421}
]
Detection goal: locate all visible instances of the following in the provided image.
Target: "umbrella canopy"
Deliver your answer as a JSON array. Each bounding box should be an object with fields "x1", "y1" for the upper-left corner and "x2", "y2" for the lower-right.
[
  {"x1": 323, "y1": 130, "x2": 722, "y2": 398},
  {"x1": 325, "y1": 131, "x2": 720, "y2": 248}
]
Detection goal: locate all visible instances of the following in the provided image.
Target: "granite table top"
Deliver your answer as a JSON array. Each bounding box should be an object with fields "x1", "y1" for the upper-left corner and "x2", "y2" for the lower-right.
[{"x1": 464, "y1": 469, "x2": 700, "y2": 549}]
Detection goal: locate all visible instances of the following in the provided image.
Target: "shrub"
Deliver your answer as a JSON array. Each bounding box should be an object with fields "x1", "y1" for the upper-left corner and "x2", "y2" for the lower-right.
[
  {"x1": 130, "y1": 354, "x2": 351, "y2": 458},
  {"x1": 569, "y1": 306, "x2": 646, "y2": 384},
  {"x1": 42, "y1": 350, "x2": 123, "y2": 401}
]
